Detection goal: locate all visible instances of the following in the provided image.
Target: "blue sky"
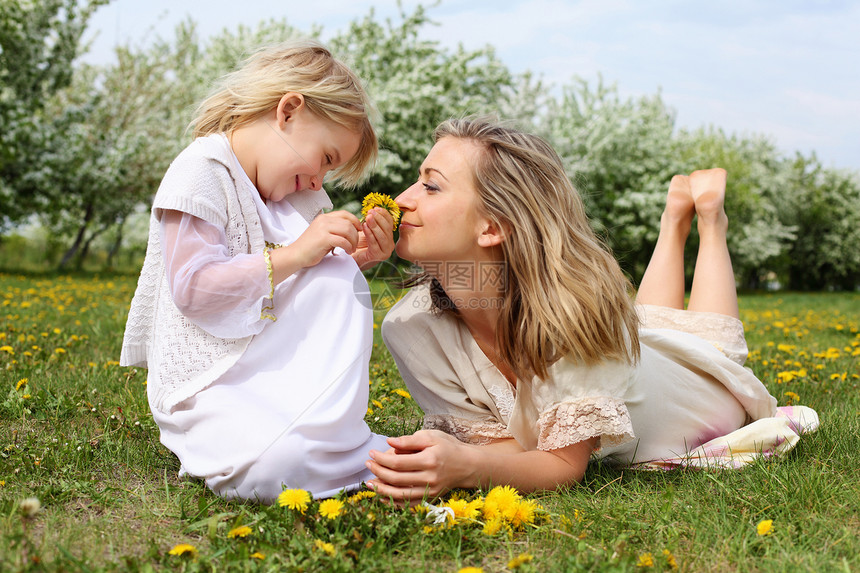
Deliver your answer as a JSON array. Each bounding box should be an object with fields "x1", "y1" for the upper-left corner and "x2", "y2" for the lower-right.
[{"x1": 82, "y1": 0, "x2": 860, "y2": 172}]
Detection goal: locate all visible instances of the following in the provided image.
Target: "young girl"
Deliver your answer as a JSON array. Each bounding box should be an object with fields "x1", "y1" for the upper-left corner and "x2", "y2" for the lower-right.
[
  {"x1": 369, "y1": 117, "x2": 817, "y2": 502},
  {"x1": 121, "y1": 40, "x2": 394, "y2": 503}
]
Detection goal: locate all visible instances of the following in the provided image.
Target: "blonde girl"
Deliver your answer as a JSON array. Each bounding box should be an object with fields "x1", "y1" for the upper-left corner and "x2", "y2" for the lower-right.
[
  {"x1": 121, "y1": 40, "x2": 393, "y2": 503},
  {"x1": 369, "y1": 117, "x2": 814, "y2": 501}
]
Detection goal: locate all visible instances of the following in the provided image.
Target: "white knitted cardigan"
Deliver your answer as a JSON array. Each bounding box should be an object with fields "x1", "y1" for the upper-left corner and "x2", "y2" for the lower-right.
[{"x1": 120, "y1": 134, "x2": 331, "y2": 413}]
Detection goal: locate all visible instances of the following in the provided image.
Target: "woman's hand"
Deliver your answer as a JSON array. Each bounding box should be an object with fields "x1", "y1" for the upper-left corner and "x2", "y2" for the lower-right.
[
  {"x1": 365, "y1": 430, "x2": 478, "y2": 503},
  {"x1": 352, "y1": 207, "x2": 396, "y2": 270},
  {"x1": 366, "y1": 430, "x2": 597, "y2": 505}
]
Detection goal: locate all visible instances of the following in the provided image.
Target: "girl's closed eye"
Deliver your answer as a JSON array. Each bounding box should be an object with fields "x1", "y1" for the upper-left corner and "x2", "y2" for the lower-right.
[{"x1": 422, "y1": 182, "x2": 439, "y2": 193}]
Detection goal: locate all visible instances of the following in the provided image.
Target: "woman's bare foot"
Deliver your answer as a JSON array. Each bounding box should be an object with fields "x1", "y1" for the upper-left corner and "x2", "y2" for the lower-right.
[
  {"x1": 689, "y1": 168, "x2": 728, "y2": 230},
  {"x1": 662, "y1": 174, "x2": 695, "y2": 236}
]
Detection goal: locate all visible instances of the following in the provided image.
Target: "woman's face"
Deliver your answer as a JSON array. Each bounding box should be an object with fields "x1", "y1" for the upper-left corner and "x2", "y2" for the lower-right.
[{"x1": 394, "y1": 137, "x2": 493, "y2": 268}]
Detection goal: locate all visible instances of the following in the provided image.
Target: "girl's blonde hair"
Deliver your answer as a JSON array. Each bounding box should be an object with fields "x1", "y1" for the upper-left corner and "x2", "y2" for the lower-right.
[
  {"x1": 191, "y1": 39, "x2": 377, "y2": 187},
  {"x1": 426, "y1": 116, "x2": 640, "y2": 380}
]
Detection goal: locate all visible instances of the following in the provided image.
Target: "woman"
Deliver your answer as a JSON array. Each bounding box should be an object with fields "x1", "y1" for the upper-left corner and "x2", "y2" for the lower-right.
[{"x1": 366, "y1": 117, "x2": 816, "y2": 502}]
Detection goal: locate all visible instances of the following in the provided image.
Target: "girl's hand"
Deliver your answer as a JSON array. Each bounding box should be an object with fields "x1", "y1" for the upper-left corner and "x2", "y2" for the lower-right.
[
  {"x1": 269, "y1": 211, "x2": 360, "y2": 283},
  {"x1": 352, "y1": 207, "x2": 396, "y2": 270},
  {"x1": 365, "y1": 430, "x2": 477, "y2": 503}
]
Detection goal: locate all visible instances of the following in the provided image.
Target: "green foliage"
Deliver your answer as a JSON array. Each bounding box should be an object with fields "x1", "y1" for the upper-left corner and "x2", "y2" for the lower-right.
[
  {"x1": 329, "y1": 4, "x2": 517, "y2": 202},
  {"x1": 543, "y1": 77, "x2": 678, "y2": 278},
  {"x1": 0, "y1": 0, "x2": 108, "y2": 228},
  {"x1": 1, "y1": 2, "x2": 859, "y2": 287}
]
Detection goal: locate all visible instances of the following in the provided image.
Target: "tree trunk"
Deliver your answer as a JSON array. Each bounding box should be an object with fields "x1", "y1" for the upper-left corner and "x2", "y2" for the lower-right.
[{"x1": 58, "y1": 203, "x2": 94, "y2": 270}]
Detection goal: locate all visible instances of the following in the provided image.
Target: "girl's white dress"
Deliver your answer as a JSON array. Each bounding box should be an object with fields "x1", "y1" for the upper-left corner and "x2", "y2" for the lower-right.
[{"x1": 148, "y1": 143, "x2": 388, "y2": 503}]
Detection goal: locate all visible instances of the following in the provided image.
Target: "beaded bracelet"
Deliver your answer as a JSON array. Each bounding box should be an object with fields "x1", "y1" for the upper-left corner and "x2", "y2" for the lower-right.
[{"x1": 261, "y1": 248, "x2": 276, "y2": 321}]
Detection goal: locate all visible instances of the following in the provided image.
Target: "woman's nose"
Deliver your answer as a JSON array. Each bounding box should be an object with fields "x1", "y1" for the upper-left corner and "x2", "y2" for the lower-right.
[
  {"x1": 309, "y1": 174, "x2": 322, "y2": 190},
  {"x1": 395, "y1": 183, "x2": 417, "y2": 210}
]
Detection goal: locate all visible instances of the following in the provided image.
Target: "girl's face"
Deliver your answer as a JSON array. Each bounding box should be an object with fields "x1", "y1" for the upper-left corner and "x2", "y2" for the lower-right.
[
  {"x1": 395, "y1": 137, "x2": 494, "y2": 268},
  {"x1": 255, "y1": 103, "x2": 360, "y2": 202}
]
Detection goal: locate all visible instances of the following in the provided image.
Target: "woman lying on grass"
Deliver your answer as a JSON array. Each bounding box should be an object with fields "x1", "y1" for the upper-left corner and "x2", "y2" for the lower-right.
[{"x1": 367, "y1": 116, "x2": 817, "y2": 503}]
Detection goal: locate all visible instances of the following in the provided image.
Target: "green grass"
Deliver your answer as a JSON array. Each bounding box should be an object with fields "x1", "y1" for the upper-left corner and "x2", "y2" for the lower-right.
[{"x1": 1, "y1": 272, "x2": 857, "y2": 572}]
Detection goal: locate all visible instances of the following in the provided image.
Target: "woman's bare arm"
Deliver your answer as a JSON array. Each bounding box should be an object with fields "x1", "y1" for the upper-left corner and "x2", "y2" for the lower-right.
[{"x1": 365, "y1": 430, "x2": 596, "y2": 502}]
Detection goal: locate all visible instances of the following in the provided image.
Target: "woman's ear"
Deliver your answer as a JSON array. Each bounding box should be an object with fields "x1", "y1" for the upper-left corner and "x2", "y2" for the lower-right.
[
  {"x1": 276, "y1": 92, "x2": 305, "y2": 127},
  {"x1": 477, "y1": 219, "x2": 509, "y2": 248}
]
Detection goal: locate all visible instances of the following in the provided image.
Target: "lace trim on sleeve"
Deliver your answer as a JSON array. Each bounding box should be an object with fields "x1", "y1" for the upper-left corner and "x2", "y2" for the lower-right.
[
  {"x1": 537, "y1": 397, "x2": 635, "y2": 452},
  {"x1": 424, "y1": 414, "x2": 513, "y2": 445}
]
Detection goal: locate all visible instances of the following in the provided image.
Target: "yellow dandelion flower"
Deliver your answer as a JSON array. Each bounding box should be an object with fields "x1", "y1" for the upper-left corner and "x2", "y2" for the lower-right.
[
  {"x1": 347, "y1": 490, "x2": 376, "y2": 503},
  {"x1": 277, "y1": 488, "x2": 311, "y2": 513},
  {"x1": 393, "y1": 388, "x2": 411, "y2": 399},
  {"x1": 444, "y1": 498, "x2": 482, "y2": 522},
  {"x1": 1, "y1": 345, "x2": 14, "y2": 354},
  {"x1": 361, "y1": 193, "x2": 401, "y2": 226},
  {"x1": 457, "y1": 568, "x2": 483, "y2": 573},
  {"x1": 508, "y1": 553, "x2": 534, "y2": 568},
  {"x1": 15, "y1": 378, "x2": 28, "y2": 391},
  {"x1": 422, "y1": 525, "x2": 436, "y2": 534},
  {"x1": 662, "y1": 549, "x2": 678, "y2": 569},
  {"x1": 756, "y1": 519, "x2": 774, "y2": 536},
  {"x1": 637, "y1": 552, "x2": 654, "y2": 567},
  {"x1": 55, "y1": 348, "x2": 66, "y2": 354},
  {"x1": 250, "y1": 552, "x2": 265, "y2": 560},
  {"x1": 483, "y1": 485, "x2": 521, "y2": 521},
  {"x1": 482, "y1": 517, "x2": 504, "y2": 536},
  {"x1": 227, "y1": 525, "x2": 253, "y2": 538},
  {"x1": 784, "y1": 391, "x2": 800, "y2": 403},
  {"x1": 319, "y1": 498, "x2": 345, "y2": 519},
  {"x1": 510, "y1": 499, "x2": 538, "y2": 528},
  {"x1": 313, "y1": 539, "x2": 336, "y2": 556},
  {"x1": 168, "y1": 543, "x2": 198, "y2": 557}
]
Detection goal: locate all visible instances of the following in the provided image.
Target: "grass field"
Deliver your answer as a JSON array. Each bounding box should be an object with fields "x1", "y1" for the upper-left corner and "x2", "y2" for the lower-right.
[{"x1": 0, "y1": 271, "x2": 857, "y2": 572}]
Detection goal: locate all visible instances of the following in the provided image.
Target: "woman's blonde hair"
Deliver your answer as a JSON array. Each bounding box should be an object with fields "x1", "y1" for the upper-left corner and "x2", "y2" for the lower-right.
[
  {"x1": 426, "y1": 116, "x2": 640, "y2": 380},
  {"x1": 191, "y1": 39, "x2": 377, "y2": 187}
]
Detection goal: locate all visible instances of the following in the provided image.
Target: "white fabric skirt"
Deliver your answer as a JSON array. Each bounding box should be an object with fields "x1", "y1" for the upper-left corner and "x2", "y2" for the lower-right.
[{"x1": 151, "y1": 251, "x2": 389, "y2": 502}]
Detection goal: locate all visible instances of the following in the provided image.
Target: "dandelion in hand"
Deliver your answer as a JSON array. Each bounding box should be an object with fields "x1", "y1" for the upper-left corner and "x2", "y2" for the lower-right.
[{"x1": 361, "y1": 193, "x2": 401, "y2": 226}]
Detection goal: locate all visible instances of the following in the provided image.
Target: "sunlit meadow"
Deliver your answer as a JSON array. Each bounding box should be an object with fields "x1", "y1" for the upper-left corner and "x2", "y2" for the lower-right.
[{"x1": 1, "y1": 273, "x2": 857, "y2": 572}]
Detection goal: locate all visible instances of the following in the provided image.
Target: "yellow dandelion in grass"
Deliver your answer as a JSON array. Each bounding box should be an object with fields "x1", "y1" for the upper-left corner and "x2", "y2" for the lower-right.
[
  {"x1": 1, "y1": 345, "x2": 14, "y2": 354},
  {"x1": 393, "y1": 388, "x2": 411, "y2": 399},
  {"x1": 636, "y1": 552, "x2": 654, "y2": 567},
  {"x1": 227, "y1": 525, "x2": 253, "y2": 538},
  {"x1": 662, "y1": 549, "x2": 678, "y2": 569},
  {"x1": 756, "y1": 519, "x2": 774, "y2": 536},
  {"x1": 482, "y1": 517, "x2": 504, "y2": 536},
  {"x1": 361, "y1": 193, "x2": 401, "y2": 226},
  {"x1": 15, "y1": 378, "x2": 28, "y2": 391},
  {"x1": 278, "y1": 488, "x2": 311, "y2": 513},
  {"x1": 510, "y1": 499, "x2": 539, "y2": 528},
  {"x1": 168, "y1": 543, "x2": 198, "y2": 557},
  {"x1": 319, "y1": 498, "x2": 345, "y2": 519},
  {"x1": 314, "y1": 539, "x2": 336, "y2": 556},
  {"x1": 483, "y1": 485, "x2": 521, "y2": 522},
  {"x1": 250, "y1": 552, "x2": 265, "y2": 560},
  {"x1": 347, "y1": 490, "x2": 376, "y2": 503},
  {"x1": 444, "y1": 498, "x2": 483, "y2": 522},
  {"x1": 457, "y1": 568, "x2": 483, "y2": 573},
  {"x1": 507, "y1": 553, "x2": 534, "y2": 569},
  {"x1": 784, "y1": 391, "x2": 800, "y2": 403}
]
